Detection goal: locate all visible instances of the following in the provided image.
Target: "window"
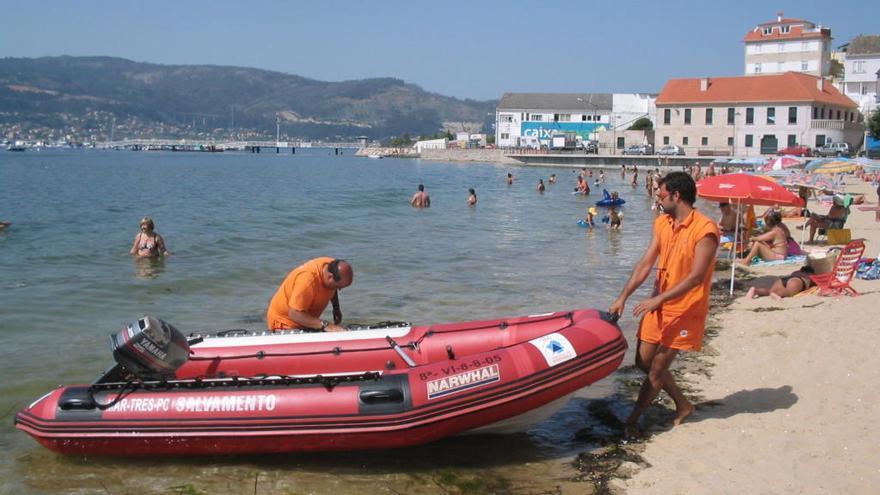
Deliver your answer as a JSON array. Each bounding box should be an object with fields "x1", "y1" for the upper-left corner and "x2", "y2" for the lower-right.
[
  {"x1": 728, "y1": 108, "x2": 735, "y2": 125},
  {"x1": 582, "y1": 115, "x2": 587, "y2": 121},
  {"x1": 801, "y1": 61, "x2": 808, "y2": 71},
  {"x1": 812, "y1": 107, "x2": 818, "y2": 119},
  {"x1": 728, "y1": 137, "x2": 734, "y2": 146},
  {"x1": 820, "y1": 107, "x2": 825, "y2": 119},
  {"x1": 705, "y1": 108, "x2": 713, "y2": 125},
  {"x1": 532, "y1": 114, "x2": 543, "y2": 122},
  {"x1": 616, "y1": 137, "x2": 625, "y2": 149},
  {"x1": 553, "y1": 114, "x2": 559, "y2": 122},
  {"x1": 745, "y1": 135, "x2": 753, "y2": 147},
  {"x1": 782, "y1": 25, "x2": 790, "y2": 34},
  {"x1": 836, "y1": 110, "x2": 841, "y2": 120},
  {"x1": 663, "y1": 136, "x2": 670, "y2": 145},
  {"x1": 500, "y1": 115, "x2": 513, "y2": 123},
  {"x1": 500, "y1": 133, "x2": 509, "y2": 140},
  {"x1": 802, "y1": 41, "x2": 809, "y2": 51},
  {"x1": 777, "y1": 62, "x2": 784, "y2": 72},
  {"x1": 854, "y1": 61, "x2": 866, "y2": 74},
  {"x1": 778, "y1": 42, "x2": 784, "y2": 52},
  {"x1": 557, "y1": 114, "x2": 571, "y2": 122},
  {"x1": 684, "y1": 109, "x2": 692, "y2": 125},
  {"x1": 788, "y1": 107, "x2": 797, "y2": 124},
  {"x1": 682, "y1": 136, "x2": 689, "y2": 145},
  {"x1": 756, "y1": 44, "x2": 763, "y2": 53},
  {"x1": 862, "y1": 85, "x2": 868, "y2": 95},
  {"x1": 763, "y1": 27, "x2": 771, "y2": 35},
  {"x1": 746, "y1": 108, "x2": 754, "y2": 124},
  {"x1": 755, "y1": 62, "x2": 762, "y2": 74},
  {"x1": 815, "y1": 134, "x2": 826, "y2": 147},
  {"x1": 701, "y1": 137, "x2": 708, "y2": 146},
  {"x1": 767, "y1": 107, "x2": 775, "y2": 125},
  {"x1": 787, "y1": 135, "x2": 797, "y2": 146},
  {"x1": 663, "y1": 109, "x2": 671, "y2": 125}
]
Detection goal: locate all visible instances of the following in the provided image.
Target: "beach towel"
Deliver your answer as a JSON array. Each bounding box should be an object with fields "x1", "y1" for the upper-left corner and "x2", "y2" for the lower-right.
[
  {"x1": 856, "y1": 259, "x2": 880, "y2": 280},
  {"x1": 786, "y1": 238, "x2": 805, "y2": 256},
  {"x1": 750, "y1": 255, "x2": 807, "y2": 267}
]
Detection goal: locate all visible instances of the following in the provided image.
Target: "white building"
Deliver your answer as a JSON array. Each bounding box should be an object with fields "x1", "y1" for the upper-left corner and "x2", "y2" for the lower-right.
[
  {"x1": 744, "y1": 13, "x2": 832, "y2": 77},
  {"x1": 656, "y1": 72, "x2": 861, "y2": 157},
  {"x1": 494, "y1": 93, "x2": 655, "y2": 148},
  {"x1": 414, "y1": 138, "x2": 447, "y2": 153},
  {"x1": 842, "y1": 35, "x2": 880, "y2": 113}
]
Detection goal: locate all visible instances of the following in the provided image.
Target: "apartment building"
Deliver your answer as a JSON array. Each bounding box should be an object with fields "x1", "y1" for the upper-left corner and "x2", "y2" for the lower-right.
[
  {"x1": 656, "y1": 72, "x2": 860, "y2": 157},
  {"x1": 744, "y1": 13, "x2": 832, "y2": 77},
  {"x1": 842, "y1": 35, "x2": 880, "y2": 113}
]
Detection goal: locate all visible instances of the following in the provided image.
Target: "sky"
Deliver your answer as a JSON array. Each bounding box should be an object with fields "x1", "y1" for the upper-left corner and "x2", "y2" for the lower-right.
[{"x1": 0, "y1": 0, "x2": 877, "y2": 101}]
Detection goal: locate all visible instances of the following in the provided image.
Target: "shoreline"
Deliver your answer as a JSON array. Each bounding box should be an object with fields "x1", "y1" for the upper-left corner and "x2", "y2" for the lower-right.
[{"x1": 577, "y1": 177, "x2": 880, "y2": 493}]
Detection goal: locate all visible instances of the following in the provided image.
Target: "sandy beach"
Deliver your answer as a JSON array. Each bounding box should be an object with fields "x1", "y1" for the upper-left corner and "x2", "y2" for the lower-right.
[{"x1": 614, "y1": 177, "x2": 880, "y2": 493}]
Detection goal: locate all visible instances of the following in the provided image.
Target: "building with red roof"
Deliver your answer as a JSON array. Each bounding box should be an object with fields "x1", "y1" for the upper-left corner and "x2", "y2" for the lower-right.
[
  {"x1": 656, "y1": 72, "x2": 860, "y2": 157},
  {"x1": 744, "y1": 12, "x2": 832, "y2": 77}
]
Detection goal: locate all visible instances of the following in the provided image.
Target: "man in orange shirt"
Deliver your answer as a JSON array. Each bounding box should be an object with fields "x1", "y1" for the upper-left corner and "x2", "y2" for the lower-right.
[
  {"x1": 609, "y1": 172, "x2": 719, "y2": 439},
  {"x1": 267, "y1": 257, "x2": 353, "y2": 332}
]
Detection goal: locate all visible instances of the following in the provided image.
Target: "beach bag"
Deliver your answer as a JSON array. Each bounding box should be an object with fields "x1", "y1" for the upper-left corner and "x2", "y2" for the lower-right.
[
  {"x1": 807, "y1": 248, "x2": 839, "y2": 274},
  {"x1": 856, "y1": 259, "x2": 880, "y2": 280},
  {"x1": 786, "y1": 237, "x2": 804, "y2": 256}
]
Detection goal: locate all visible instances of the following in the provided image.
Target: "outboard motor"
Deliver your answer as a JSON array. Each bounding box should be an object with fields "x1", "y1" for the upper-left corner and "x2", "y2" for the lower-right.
[{"x1": 110, "y1": 316, "x2": 190, "y2": 380}]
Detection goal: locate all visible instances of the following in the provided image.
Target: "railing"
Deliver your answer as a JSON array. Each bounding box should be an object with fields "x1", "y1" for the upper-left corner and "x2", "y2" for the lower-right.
[{"x1": 810, "y1": 119, "x2": 861, "y2": 130}]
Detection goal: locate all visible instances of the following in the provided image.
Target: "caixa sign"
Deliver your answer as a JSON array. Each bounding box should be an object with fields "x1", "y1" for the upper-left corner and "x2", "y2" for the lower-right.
[{"x1": 521, "y1": 122, "x2": 608, "y2": 140}]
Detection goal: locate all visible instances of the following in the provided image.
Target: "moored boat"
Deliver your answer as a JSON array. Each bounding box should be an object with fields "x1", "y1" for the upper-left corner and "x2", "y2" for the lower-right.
[{"x1": 16, "y1": 308, "x2": 626, "y2": 456}]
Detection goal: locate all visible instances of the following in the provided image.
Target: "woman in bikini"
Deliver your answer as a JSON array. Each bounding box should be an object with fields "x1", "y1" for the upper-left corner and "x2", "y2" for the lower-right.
[
  {"x1": 129, "y1": 217, "x2": 171, "y2": 258},
  {"x1": 738, "y1": 210, "x2": 787, "y2": 265},
  {"x1": 745, "y1": 266, "x2": 815, "y2": 300}
]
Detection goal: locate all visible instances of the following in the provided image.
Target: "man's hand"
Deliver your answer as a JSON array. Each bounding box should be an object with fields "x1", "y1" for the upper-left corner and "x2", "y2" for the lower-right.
[
  {"x1": 333, "y1": 306, "x2": 342, "y2": 325},
  {"x1": 609, "y1": 297, "x2": 626, "y2": 320},
  {"x1": 325, "y1": 323, "x2": 346, "y2": 332},
  {"x1": 632, "y1": 296, "x2": 663, "y2": 319}
]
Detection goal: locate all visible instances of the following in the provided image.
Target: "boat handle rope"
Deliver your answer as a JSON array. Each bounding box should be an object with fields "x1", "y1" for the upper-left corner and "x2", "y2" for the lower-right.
[
  {"x1": 184, "y1": 312, "x2": 574, "y2": 364},
  {"x1": 88, "y1": 371, "x2": 384, "y2": 394}
]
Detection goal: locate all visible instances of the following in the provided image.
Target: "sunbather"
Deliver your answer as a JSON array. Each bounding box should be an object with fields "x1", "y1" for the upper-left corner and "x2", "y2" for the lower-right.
[
  {"x1": 745, "y1": 266, "x2": 815, "y2": 300},
  {"x1": 738, "y1": 210, "x2": 787, "y2": 265},
  {"x1": 803, "y1": 195, "x2": 848, "y2": 243}
]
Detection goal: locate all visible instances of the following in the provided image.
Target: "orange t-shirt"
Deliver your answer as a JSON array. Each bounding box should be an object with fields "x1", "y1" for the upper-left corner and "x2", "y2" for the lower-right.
[
  {"x1": 266, "y1": 257, "x2": 336, "y2": 330},
  {"x1": 639, "y1": 209, "x2": 719, "y2": 351}
]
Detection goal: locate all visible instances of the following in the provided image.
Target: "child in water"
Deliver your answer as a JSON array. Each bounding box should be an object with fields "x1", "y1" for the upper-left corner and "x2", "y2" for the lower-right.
[
  {"x1": 609, "y1": 207, "x2": 622, "y2": 230},
  {"x1": 584, "y1": 207, "x2": 597, "y2": 232}
]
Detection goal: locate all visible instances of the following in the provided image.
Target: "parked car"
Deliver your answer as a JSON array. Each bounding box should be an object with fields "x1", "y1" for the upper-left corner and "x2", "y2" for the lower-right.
[
  {"x1": 622, "y1": 144, "x2": 653, "y2": 155},
  {"x1": 816, "y1": 142, "x2": 852, "y2": 157},
  {"x1": 776, "y1": 145, "x2": 812, "y2": 157},
  {"x1": 657, "y1": 145, "x2": 685, "y2": 156},
  {"x1": 581, "y1": 140, "x2": 599, "y2": 154}
]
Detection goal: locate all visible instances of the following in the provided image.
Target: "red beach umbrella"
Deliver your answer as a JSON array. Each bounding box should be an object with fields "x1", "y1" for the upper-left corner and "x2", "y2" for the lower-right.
[
  {"x1": 697, "y1": 173, "x2": 804, "y2": 207},
  {"x1": 696, "y1": 173, "x2": 804, "y2": 296},
  {"x1": 761, "y1": 155, "x2": 806, "y2": 172}
]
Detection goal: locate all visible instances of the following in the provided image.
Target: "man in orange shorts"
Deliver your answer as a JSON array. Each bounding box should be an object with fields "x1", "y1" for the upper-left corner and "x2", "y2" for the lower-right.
[
  {"x1": 267, "y1": 257, "x2": 353, "y2": 332},
  {"x1": 609, "y1": 171, "x2": 719, "y2": 439}
]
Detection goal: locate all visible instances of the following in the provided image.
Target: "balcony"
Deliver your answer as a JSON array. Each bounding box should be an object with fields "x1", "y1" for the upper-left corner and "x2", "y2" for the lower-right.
[{"x1": 810, "y1": 119, "x2": 861, "y2": 130}]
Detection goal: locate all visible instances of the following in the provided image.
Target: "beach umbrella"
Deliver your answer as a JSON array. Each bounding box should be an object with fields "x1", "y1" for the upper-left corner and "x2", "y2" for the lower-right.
[
  {"x1": 810, "y1": 160, "x2": 861, "y2": 174},
  {"x1": 697, "y1": 173, "x2": 804, "y2": 296},
  {"x1": 852, "y1": 157, "x2": 880, "y2": 172},
  {"x1": 761, "y1": 155, "x2": 806, "y2": 172},
  {"x1": 803, "y1": 157, "x2": 839, "y2": 171},
  {"x1": 779, "y1": 173, "x2": 840, "y2": 192}
]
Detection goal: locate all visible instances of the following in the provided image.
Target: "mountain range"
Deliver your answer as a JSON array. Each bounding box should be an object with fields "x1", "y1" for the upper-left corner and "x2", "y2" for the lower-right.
[{"x1": 0, "y1": 56, "x2": 495, "y2": 141}]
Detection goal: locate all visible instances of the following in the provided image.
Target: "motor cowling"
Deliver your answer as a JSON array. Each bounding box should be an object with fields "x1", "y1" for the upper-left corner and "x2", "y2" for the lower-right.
[{"x1": 111, "y1": 316, "x2": 190, "y2": 380}]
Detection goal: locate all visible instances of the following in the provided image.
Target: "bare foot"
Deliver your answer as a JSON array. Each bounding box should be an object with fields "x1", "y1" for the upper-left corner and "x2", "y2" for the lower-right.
[
  {"x1": 673, "y1": 403, "x2": 695, "y2": 426},
  {"x1": 623, "y1": 423, "x2": 641, "y2": 440},
  {"x1": 745, "y1": 287, "x2": 757, "y2": 299},
  {"x1": 769, "y1": 292, "x2": 783, "y2": 301},
  {"x1": 736, "y1": 258, "x2": 750, "y2": 266}
]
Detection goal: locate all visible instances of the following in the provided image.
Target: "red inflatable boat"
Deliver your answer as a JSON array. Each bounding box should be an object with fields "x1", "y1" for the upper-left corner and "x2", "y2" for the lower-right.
[{"x1": 16, "y1": 309, "x2": 626, "y2": 456}]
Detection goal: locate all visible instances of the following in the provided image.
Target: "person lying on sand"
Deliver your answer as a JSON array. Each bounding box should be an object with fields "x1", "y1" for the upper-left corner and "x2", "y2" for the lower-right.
[{"x1": 745, "y1": 266, "x2": 815, "y2": 300}]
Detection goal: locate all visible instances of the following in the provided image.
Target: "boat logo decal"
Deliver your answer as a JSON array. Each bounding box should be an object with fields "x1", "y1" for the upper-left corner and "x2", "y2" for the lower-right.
[
  {"x1": 426, "y1": 364, "x2": 500, "y2": 400},
  {"x1": 529, "y1": 333, "x2": 577, "y2": 366}
]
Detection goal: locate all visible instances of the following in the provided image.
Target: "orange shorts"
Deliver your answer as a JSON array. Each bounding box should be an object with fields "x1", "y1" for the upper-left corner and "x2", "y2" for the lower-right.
[{"x1": 638, "y1": 310, "x2": 707, "y2": 352}]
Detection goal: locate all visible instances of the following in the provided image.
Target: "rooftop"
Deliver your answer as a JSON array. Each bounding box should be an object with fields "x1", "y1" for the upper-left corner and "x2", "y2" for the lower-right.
[
  {"x1": 656, "y1": 72, "x2": 856, "y2": 108},
  {"x1": 497, "y1": 93, "x2": 612, "y2": 112},
  {"x1": 744, "y1": 12, "x2": 829, "y2": 42}
]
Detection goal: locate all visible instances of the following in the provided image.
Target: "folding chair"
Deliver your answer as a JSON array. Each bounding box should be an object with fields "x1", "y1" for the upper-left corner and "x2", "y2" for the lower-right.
[{"x1": 808, "y1": 240, "x2": 866, "y2": 297}]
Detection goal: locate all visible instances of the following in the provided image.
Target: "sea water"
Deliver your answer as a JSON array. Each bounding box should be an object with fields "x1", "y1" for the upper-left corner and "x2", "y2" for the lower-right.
[{"x1": 0, "y1": 149, "x2": 696, "y2": 494}]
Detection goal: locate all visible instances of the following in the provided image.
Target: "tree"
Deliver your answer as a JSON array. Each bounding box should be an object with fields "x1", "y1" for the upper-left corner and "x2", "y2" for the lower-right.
[
  {"x1": 628, "y1": 117, "x2": 653, "y2": 131},
  {"x1": 868, "y1": 110, "x2": 880, "y2": 140}
]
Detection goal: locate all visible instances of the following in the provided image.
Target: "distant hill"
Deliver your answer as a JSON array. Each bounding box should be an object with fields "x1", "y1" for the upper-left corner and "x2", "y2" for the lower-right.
[{"x1": 0, "y1": 56, "x2": 495, "y2": 140}]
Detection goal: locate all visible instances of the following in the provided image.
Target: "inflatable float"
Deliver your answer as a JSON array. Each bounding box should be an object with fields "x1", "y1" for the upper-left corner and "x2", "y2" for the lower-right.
[
  {"x1": 596, "y1": 189, "x2": 625, "y2": 207},
  {"x1": 16, "y1": 309, "x2": 626, "y2": 456}
]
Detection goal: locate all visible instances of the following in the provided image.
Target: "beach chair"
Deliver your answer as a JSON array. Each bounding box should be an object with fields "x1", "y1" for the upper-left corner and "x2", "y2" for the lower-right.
[{"x1": 808, "y1": 240, "x2": 865, "y2": 297}]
